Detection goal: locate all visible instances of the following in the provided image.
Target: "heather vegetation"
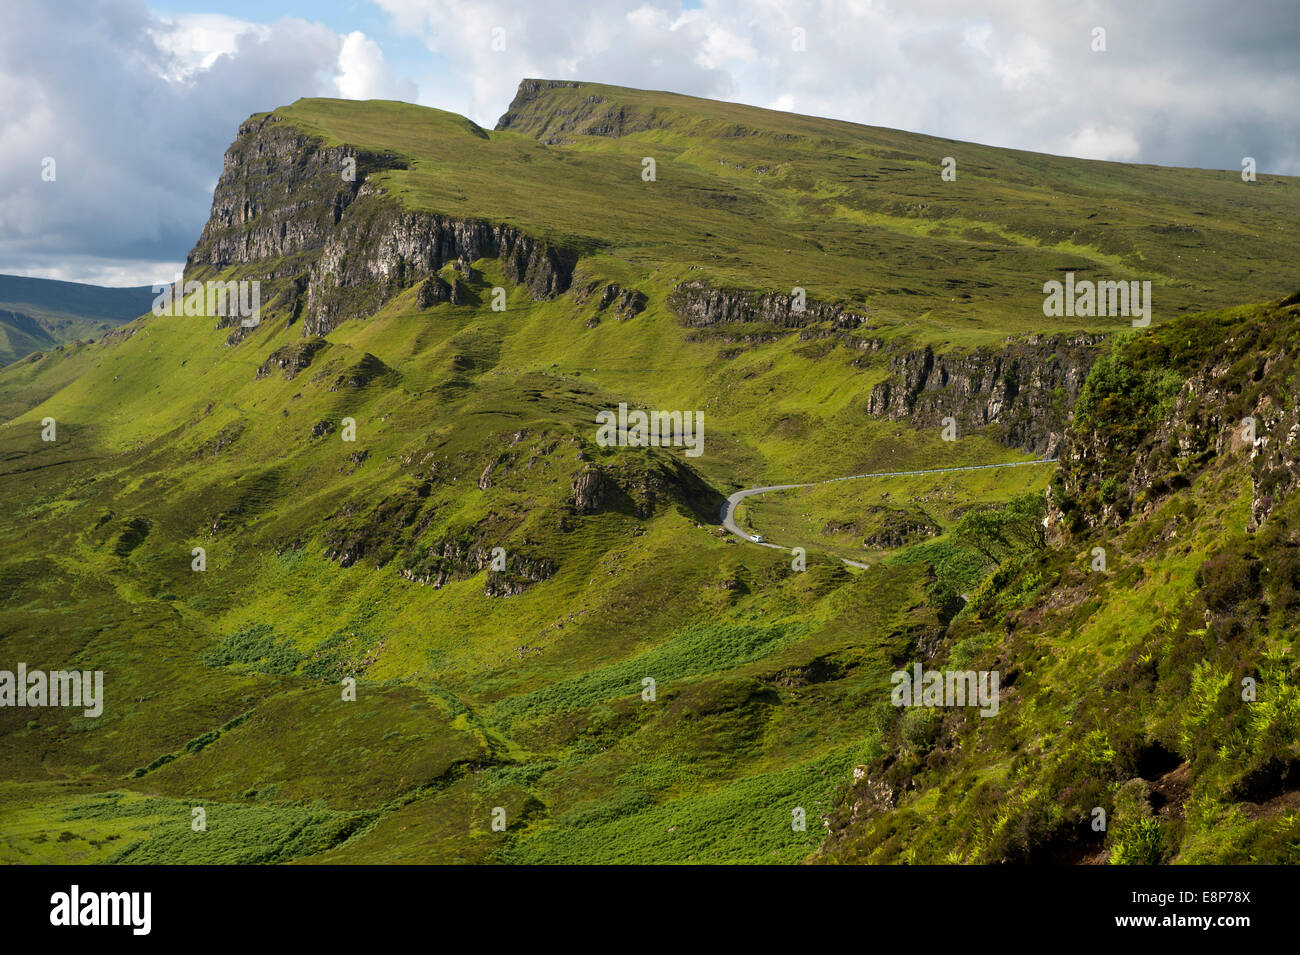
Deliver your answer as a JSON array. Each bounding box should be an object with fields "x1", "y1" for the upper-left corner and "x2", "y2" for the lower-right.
[{"x1": 2, "y1": 83, "x2": 1298, "y2": 864}]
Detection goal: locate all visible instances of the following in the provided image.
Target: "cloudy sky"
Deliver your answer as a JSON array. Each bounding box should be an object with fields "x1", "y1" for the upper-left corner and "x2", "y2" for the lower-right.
[{"x1": 3, "y1": 0, "x2": 1298, "y2": 286}]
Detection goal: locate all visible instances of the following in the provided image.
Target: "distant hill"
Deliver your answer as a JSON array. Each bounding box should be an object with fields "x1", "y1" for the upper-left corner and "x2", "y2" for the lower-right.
[{"x1": 0, "y1": 273, "x2": 155, "y2": 365}]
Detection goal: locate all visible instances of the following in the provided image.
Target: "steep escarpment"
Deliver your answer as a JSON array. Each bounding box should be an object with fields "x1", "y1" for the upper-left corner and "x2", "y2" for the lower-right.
[
  {"x1": 668, "y1": 278, "x2": 868, "y2": 332},
  {"x1": 185, "y1": 114, "x2": 405, "y2": 277},
  {"x1": 1049, "y1": 294, "x2": 1300, "y2": 537},
  {"x1": 866, "y1": 334, "x2": 1105, "y2": 456},
  {"x1": 300, "y1": 186, "x2": 576, "y2": 335},
  {"x1": 186, "y1": 113, "x2": 577, "y2": 336},
  {"x1": 818, "y1": 295, "x2": 1300, "y2": 865}
]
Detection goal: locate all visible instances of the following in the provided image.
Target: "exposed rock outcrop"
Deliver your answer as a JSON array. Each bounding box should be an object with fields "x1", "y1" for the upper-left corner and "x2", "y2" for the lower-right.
[
  {"x1": 1248, "y1": 392, "x2": 1300, "y2": 532},
  {"x1": 300, "y1": 189, "x2": 574, "y2": 334},
  {"x1": 860, "y1": 509, "x2": 941, "y2": 550},
  {"x1": 570, "y1": 453, "x2": 723, "y2": 521},
  {"x1": 495, "y1": 79, "x2": 658, "y2": 143},
  {"x1": 186, "y1": 113, "x2": 577, "y2": 336},
  {"x1": 1047, "y1": 294, "x2": 1300, "y2": 538},
  {"x1": 186, "y1": 115, "x2": 404, "y2": 277},
  {"x1": 668, "y1": 279, "x2": 867, "y2": 331},
  {"x1": 256, "y1": 337, "x2": 328, "y2": 380},
  {"x1": 416, "y1": 275, "x2": 451, "y2": 308},
  {"x1": 399, "y1": 537, "x2": 556, "y2": 596},
  {"x1": 572, "y1": 279, "x2": 647, "y2": 321},
  {"x1": 484, "y1": 555, "x2": 556, "y2": 597},
  {"x1": 570, "y1": 465, "x2": 609, "y2": 514},
  {"x1": 866, "y1": 334, "x2": 1105, "y2": 456}
]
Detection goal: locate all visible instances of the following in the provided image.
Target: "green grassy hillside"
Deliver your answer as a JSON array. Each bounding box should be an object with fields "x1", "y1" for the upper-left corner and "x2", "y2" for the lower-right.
[
  {"x1": 276, "y1": 83, "x2": 1300, "y2": 346},
  {"x1": 1, "y1": 82, "x2": 1297, "y2": 864},
  {"x1": 820, "y1": 295, "x2": 1300, "y2": 864}
]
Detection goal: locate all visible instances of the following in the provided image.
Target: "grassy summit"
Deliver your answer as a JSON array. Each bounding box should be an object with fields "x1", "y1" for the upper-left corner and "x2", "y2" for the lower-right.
[
  {"x1": 276, "y1": 82, "x2": 1300, "y2": 345},
  {"x1": 0, "y1": 81, "x2": 1297, "y2": 864}
]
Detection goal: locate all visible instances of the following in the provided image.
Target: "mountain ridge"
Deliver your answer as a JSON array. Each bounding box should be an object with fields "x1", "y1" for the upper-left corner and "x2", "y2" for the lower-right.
[
  {"x1": 0, "y1": 273, "x2": 155, "y2": 366},
  {"x1": 1, "y1": 80, "x2": 1298, "y2": 864},
  {"x1": 222, "y1": 84, "x2": 1300, "y2": 349}
]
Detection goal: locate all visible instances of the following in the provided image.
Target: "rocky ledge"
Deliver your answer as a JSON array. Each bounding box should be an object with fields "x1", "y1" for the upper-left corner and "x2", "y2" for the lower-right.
[
  {"x1": 668, "y1": 279, "x2": 868, "y2": 331},
  {"x1": 185, "y1": 113, "x2": 577, "y2": 336},
  {"x1": 866, "y1": 334, "x2": 1106, "y2": 456}
]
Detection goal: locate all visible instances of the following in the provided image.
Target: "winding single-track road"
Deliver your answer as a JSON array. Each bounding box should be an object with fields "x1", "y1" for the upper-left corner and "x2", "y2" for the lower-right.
[{"x1": 719, "y1": 459, "x2": 1058, "y2": 570}]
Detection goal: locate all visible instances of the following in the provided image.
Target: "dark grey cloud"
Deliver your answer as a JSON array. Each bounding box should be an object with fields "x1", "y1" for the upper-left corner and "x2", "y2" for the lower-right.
[{"x1": 0, "y1": 1, "x2": 407, "y2": 284}]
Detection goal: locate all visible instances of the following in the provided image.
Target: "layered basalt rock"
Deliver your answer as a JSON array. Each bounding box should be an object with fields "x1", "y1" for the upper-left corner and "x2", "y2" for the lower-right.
[
  {"x1": 866, "y1": 334, "x2": 1106, "y2": 456},
  {"x1": 668, "y1": 279, "x2": 868, "y2": 331},
  {"x1": 185, "y1": 113, "x2": 577, "y2": 337}
]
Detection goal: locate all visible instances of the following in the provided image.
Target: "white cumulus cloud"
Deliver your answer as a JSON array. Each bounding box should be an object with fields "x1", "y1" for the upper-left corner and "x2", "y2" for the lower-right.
[
  {"x1": 5, "y1": 0, "x2": 1300, "y2": 284},
  {"x1": 336, "y1": 31, "x2": 419, "y2": 101},
  {"x1": 0, "y1": 2, "x2": 418, "y2": 285}
]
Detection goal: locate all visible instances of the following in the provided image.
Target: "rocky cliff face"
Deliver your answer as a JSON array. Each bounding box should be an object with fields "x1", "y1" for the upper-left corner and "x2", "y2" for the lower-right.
[
  {"x1": 866, "y1": 334, "x2": 1105, "y2": 456},
  {"x1": 186, "y1": 113, "x2": 576, "y2": 336},
  {"x1": 192, "y1": 107, "x2": 1108, "y2": 468},
  {"x1": 668, "y1": 278, "x2": 868, "y2": 331},
  {"x1": 1047, "y1": 294, "x2": 1300, "y2": 539},
  {"x1": 668, "y1": 278, "x2": 1102, "y2": 457}
]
